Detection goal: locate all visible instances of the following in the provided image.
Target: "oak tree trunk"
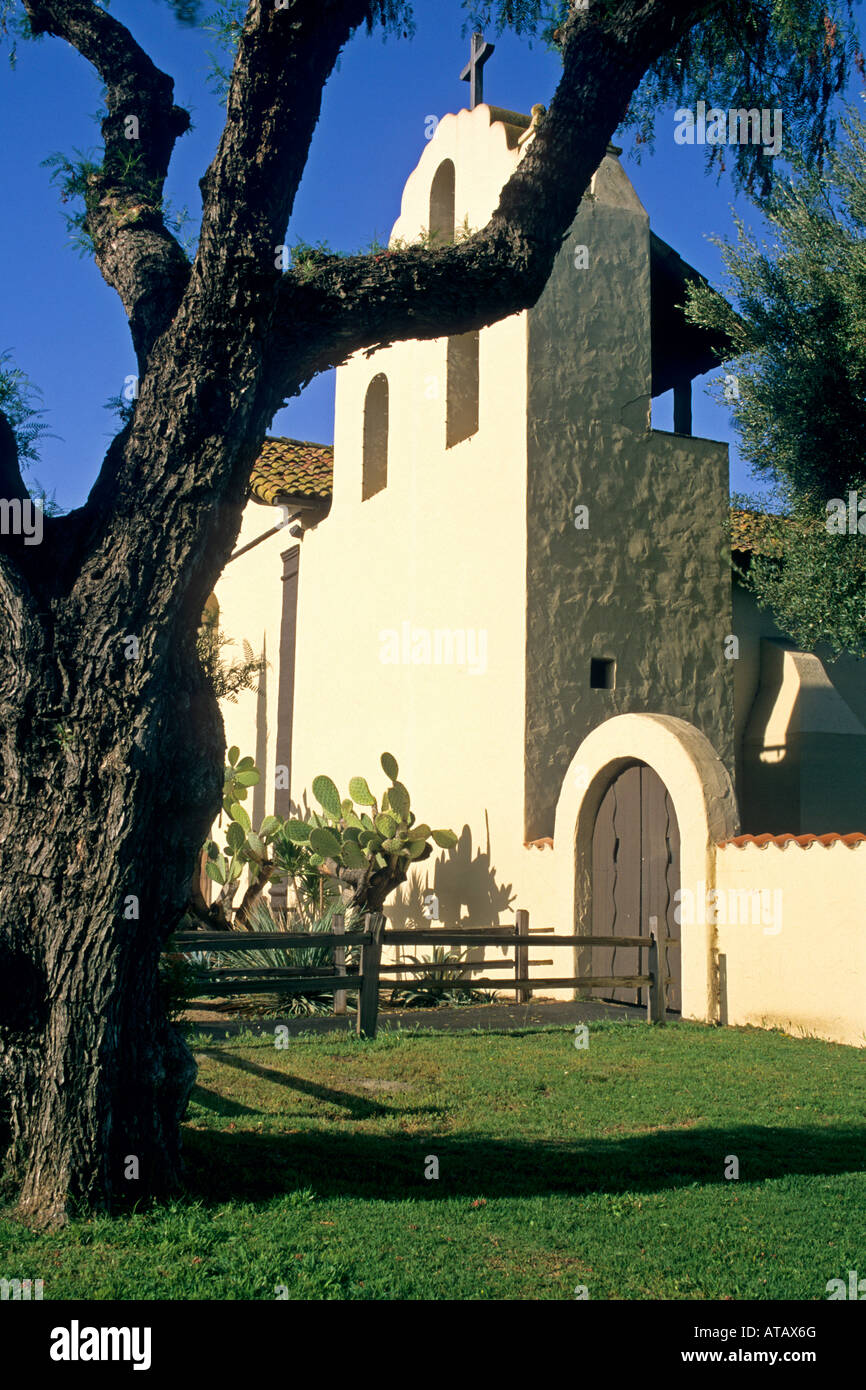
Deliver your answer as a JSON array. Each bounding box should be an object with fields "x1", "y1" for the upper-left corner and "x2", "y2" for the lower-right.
[{"x1": 0, "y1": 596, "x2": 223, "y2": 1227}]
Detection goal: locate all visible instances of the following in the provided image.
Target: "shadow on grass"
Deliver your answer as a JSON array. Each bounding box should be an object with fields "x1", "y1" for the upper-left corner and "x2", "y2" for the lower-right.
[
  {"x1": 189, "y1": 1085, "x2": 262, "y2": 1120},
  {"x1": 181, "y1": 1123, "x2": 866, "y2": 1206},
  {"x1": 197, "y1": 1050, "x2": 397, "y2": 1121}
]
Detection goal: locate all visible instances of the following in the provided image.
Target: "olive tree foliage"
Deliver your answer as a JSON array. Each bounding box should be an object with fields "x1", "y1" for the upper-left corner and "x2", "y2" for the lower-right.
[
  {"x1": 686, "y1": 105, "x2": 866, "y2": 657},
  {"x1": 0, "y1": 0, "x2": 858, "y2": 1230}
]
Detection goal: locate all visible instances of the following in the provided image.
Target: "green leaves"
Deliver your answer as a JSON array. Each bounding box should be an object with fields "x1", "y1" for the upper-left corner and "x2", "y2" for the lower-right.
[
  {"x1": 205, "y1": 749, "x2": 459, "y2": 924},
  {"x1": 340, "y1": 839, "x2": 366, "y2": 869},
  {"x1": 684, "y1": 102, "x2": 866, "y2": 656},
  {"x1": 226, "y1": 821, "x2": 245, "y2": 853},
  {"x1": 222, "y1": 750, "x2": 261, "y2": 814},
  {"x1": 621, "y1": 0, "x2": 860, "y2": 204},
  {"x1": 0, "y1": 351, "x2": 50, "y2": 466}
]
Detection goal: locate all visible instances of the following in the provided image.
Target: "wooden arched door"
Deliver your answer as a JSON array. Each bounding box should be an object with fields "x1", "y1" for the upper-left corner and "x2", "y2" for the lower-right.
[{"x1": 590, "y1": 762, "x2": 681, "y2": 1011}]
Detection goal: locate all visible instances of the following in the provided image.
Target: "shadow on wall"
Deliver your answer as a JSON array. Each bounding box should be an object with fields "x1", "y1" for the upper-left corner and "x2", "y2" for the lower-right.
[
  {"x1": 387, "y1": 870, "x2": 432, "y2": 931},
  {"x1": 432, "y1": 820, "x2": 515, "y2": 928},
  {"x1": 279, "y1": 804, "x2": 516, "y2": 931},
  {"x1": 742, "y1": 642, "x2": 866, "y2": 833},
  {"x1": 387, "y1": 823, "x2": 516, "y2": 929}
]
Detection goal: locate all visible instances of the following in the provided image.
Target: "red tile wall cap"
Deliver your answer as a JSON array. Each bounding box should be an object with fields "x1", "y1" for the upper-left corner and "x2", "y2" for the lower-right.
[
  {"x1": 524, "y1": 836, "x2": 554, "y2": 850},
  {"x1": 718, "y1": 832, "x2": 866, "y2": 849}
]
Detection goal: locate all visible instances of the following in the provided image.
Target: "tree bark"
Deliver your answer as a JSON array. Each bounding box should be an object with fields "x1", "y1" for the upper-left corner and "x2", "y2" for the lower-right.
[{"x1": 0, "y1": 573, "x2": 223, "y2": 1225}]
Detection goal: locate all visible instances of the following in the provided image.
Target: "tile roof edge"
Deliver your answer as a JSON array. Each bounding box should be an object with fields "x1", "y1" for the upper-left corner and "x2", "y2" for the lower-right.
[
  {"x1": 261, "y1": 435, "x2": 334, "y2": 451},
  {"x1": 718, "y1": 832, "x2": 866, "y2": 849}
]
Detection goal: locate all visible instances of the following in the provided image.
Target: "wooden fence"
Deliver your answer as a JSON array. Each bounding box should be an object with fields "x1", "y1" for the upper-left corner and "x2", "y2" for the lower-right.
[{"x1": 169, "y1": 911, "x2": 676, "y2": 1038}]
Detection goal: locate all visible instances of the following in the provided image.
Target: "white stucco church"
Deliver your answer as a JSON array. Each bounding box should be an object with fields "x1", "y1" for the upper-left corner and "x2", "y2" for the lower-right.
[{"x1": 213, "y1": 95, "x2": 866, "y2": 1046}]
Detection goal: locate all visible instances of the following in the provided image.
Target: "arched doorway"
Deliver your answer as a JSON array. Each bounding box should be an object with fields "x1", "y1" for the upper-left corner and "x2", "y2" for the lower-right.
[
  {"x1": 590, "y1": 761, "x2": 681, "y2": 1011},
  {"x1": 552, "y1": 714, "x2": 740, "y2": 1022}
]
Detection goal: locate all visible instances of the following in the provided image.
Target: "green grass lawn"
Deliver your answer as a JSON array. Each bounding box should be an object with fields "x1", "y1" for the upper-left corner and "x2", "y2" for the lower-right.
[{"x1": 2, "y1": 1019, "x2": 864, "y2": 1300}]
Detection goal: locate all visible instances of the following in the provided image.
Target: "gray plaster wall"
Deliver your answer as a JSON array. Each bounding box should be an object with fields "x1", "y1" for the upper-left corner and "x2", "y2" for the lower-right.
[{"x1": 524, "y1": 172, "x2": 733, "y2": 839}]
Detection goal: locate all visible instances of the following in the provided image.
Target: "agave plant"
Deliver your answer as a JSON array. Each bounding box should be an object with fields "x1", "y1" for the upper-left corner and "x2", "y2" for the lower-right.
[
  {"x1": 390, "y1": 946, "x2": 491, "y2": 1009},
  {"x1": 280, "y1": 752, "x2": 458, "y2": 913}
]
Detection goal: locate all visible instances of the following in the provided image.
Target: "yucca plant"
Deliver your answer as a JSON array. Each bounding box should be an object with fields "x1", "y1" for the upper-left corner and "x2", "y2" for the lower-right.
[{"x1": 212, "y1": 898, "x2": 363, "y2": 1017}]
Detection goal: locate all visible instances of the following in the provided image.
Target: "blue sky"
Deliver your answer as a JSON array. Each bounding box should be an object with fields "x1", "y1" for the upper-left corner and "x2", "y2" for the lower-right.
[{"x1": 0, "y1": 0, "x2": 840, "y2": 508}]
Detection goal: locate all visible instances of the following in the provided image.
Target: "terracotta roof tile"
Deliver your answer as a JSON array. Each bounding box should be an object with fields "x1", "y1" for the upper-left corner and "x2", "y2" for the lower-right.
[
  {"x1": 250, "y1": 437, "x2": 333, "y2": 506},
  {"x1": 719, "y1": 832, "x2": 866, "y2": 849}
]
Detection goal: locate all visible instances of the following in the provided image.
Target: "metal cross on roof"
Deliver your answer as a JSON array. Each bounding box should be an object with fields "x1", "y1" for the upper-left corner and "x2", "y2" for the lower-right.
[{"x1": 460, "y1": 31, "x2": 495, "y2": 109}]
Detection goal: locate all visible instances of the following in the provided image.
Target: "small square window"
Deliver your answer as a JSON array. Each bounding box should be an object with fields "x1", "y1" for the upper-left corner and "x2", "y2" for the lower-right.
[{"x1": 590, "y1": 658, "x2": 616, "y2": 690}]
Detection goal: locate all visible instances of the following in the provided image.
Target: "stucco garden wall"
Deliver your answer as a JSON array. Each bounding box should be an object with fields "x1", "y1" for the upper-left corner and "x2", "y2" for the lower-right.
[
  {"x1": 499, "y1": 718, "x2": 866, "y2": 1051},
  {"x1": 715, "y1": 837, "x2": 866, "y2": 1047}
]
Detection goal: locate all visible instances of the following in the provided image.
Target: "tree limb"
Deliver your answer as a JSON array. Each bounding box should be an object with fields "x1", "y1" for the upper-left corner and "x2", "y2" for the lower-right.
[
  {"x1": 196, "y1": 0, "x2": 373, "y2": 286},
  {"x1": 23, "y1": 0, "x2": 192, "y2": 363},
  {"x1": 0, "y1": 412, "x2": 38, "y2": 576},
  {"x1": 269, "y1": 0, "x2": 720, "y2": 380},
  {"x1": 0, "y1": 412, "x2": 29, "y2": 508}
]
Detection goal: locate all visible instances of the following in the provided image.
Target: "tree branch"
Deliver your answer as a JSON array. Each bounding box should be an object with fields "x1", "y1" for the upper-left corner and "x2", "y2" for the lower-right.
[
  {"x1": 54, "y1": 1, "x2": 381, "y2": 616},
  {"x1": 0, "y1": 412, "x2": 29, "y2": 509},
  {"x1": 23, "y1": 0, "x2": 192, "y2": 363},
  {"x1": 196, "y1": 0, "x2": 372, "y2": 288},
  {"x1": 269, "y1": 0, "x2": 720, "y2": 380},
  {"x1": 0, "y1": 412, "x2": 40, "y2": 577}
]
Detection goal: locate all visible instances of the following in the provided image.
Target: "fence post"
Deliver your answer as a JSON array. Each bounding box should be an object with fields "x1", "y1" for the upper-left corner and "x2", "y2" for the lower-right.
[
  {"x1": 333, "y1": 912, "x2": 346, "y2": 1016},
  {"x1": 648, "y1": 914, "x2": 666, "y2": 1025},
  {"x1": 515, "y1": 908, "x2": 531, "y2": 1003},
  {"x1": 357, "y1": 912, "x2": 384, "y2": 1038}
]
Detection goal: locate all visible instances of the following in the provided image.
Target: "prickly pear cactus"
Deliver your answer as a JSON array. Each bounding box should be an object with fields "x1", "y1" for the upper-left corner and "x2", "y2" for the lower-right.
[
  {"x1": 281, "y1": 752, "x2": 457, "y2": 912},
  {"x1": 203, "y1": 748, "x2": 282, "y2": 890}
]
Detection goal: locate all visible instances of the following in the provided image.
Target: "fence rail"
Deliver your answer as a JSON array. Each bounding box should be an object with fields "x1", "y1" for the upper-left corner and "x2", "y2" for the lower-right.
[{"x1": 167, "y1": 912, "x2": 676, "y2": 1037}]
